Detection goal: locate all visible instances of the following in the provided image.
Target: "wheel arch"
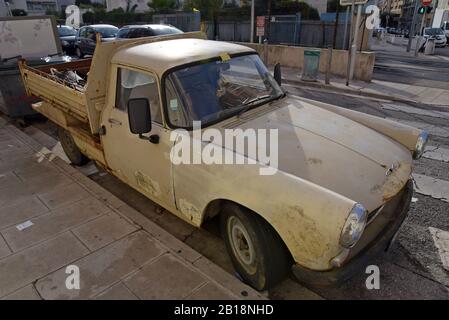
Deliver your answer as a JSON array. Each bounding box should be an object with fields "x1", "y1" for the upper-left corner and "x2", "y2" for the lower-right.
[{"x1": 201, "y1": 198, "x2": 293, "y2": 260}]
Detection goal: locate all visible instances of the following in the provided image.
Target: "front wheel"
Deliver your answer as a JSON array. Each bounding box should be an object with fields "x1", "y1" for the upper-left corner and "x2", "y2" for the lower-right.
[
  {"x1": 58, "y1": 127, "x2": 89, "y2": 166},
  {"x1": 220, "y1": 203, "x2": 292, "y2": 290}
]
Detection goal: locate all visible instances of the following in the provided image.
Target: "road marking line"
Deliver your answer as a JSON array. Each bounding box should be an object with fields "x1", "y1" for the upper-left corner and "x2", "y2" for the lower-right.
[
  {"x1": 423, "y1": 146, "x2": 449, "y2": 162},
  {"x1": 386, "y1": 118, "x2": 449, "y2": 138},
  {"x1": 429, "y1": 227, "x2": 449, "y2": 272},
  {"x1": 382, "y1": 103, "x2": 449, "y2": 119},
  {"x1": 413, "y1": 173, "x2": 449, "y2": 202}
]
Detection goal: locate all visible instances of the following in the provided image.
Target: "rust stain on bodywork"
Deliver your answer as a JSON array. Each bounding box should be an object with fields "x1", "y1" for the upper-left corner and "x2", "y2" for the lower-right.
[
  {"x1": 178, "y1": 198, "x2": 201, "y2": 224},
  {"x1": 135, "y1": 171, "x2": 161, "y2": 197},
  {"x1": 307, "y1": 158, "x2": 323, "y2": 165},
  {"x1": 279, "y1": 205, "x2": 330, "y2": 265}
]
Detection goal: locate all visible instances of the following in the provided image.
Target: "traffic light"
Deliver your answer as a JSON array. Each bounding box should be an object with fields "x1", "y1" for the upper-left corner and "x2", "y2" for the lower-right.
[
  {"x1": 418, "y1": 6, "x2": 426, "y2": 14},
  {"x1": 427, "y1": 6, "x2": 433, "y2": 14}
]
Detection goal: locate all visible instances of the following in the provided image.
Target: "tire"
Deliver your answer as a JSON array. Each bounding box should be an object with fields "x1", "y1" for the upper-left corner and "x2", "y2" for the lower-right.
[
  {"x1": 75, "y1": 47, "x2": 84, "y2": 59},
  {"x1": 220, "y1": 203, "x2": 292, "y2": 290},
  {"x1": 58, "y1": 127, "x2": 89, "y2": 166}
]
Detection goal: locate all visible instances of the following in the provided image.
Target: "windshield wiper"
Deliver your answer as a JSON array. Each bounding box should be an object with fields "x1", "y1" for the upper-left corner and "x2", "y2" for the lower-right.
[{"x1": 236, "y1": 94, "x2": 272, "y2": 117}]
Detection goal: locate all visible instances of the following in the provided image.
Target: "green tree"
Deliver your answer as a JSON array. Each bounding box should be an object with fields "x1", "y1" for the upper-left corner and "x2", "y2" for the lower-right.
[
  {"x1": 75, "y1": 0, "x2": 91, "y2": 5},
  {"x1": 183, "y1": 0, "x2": 223, "y2": 20},
  {"x1": 148, "y1": 0, "x2": 177, "y2": 13}
]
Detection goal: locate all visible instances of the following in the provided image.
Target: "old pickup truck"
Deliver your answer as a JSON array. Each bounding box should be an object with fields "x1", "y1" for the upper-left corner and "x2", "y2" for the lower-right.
[{"x1": 19, "y1": 32, "x2": 428, "y2": 290}]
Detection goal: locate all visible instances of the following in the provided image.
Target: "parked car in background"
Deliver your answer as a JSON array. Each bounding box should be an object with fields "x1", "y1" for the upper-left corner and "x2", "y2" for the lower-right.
[
  {"x1": 423, "y1": 27, "x2": 447, "y2": 47},
  {"x1": 372, "y1": 27, "x2": 386, "y2": 37},
  {"x1": 442, "y1": 21, "x2": 449, "y2": 42},
  {"x1": 75, "y1": 24, "x2": 118, "y2": 58},
  {"x1": 57, "y1": 25, "x2": 77, "y2": 54},
  {"x1": 116, "y1": 24, "x2": 183, "y2": 39}
]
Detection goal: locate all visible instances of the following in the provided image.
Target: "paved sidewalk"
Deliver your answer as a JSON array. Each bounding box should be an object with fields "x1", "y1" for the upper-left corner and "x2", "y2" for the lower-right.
[
  {"x1": 0, "y1": 117, "x2": 264, "y2": 300},
  {"x1": 280, "y1": 66, "x2": 449, "y2": 107}
]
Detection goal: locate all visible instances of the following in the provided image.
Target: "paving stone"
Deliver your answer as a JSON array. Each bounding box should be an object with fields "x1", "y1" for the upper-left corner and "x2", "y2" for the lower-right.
[
  {"x1": 116, "y1": 204, "x2": 202, "y2": 263},
  {"x1": 1, "y1": 284, "x2": 41, "y2": 300},
  {"x1": 0, "y1": 232, "x2": 88, "y2": 298},
  {"x1": 193, "y1": 257, "x2": 265, "y2": 300},
  {"x1": 1, "y1": 196, "x2": 110, "y2": 252},
  {"x1": 0, "y1": 196, "x2": 49, "y2": 230},
  {"x1": 38, "y1": 182, "x2": 90, "y2": 209},
  {"x1": 72, "y1": 211, "x2": 138, "y2": 251},
  {"x1": 124, "y1": 254, "x2": 207, "y2": 299},
  {"x1": 14, "y1": 160, "x2": 59, "y2": 181},
  {"x1": 0, "y1": 155, "x2": 42, "y2": 175},
  {"x1": 0, "y1": 235, "x2": 11, "y2": 259},
  {"x1": 0, "y1": 171, "x2": 22, "y2": 190},
  {"x1": 185, "y1": 282, "x2": 238, "y2": 300},
  {"x1": 35, "y1": 231, "x2": 166, "y2": 299},
  {"x1": 0, "y1": 183, "x2": 35, "y2": 209},
  {"x1": 94, "y1": 282, "x2": 138, "y2": 300}
]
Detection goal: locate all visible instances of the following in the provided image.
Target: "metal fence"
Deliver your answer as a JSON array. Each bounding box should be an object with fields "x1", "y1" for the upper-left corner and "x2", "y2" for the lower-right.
[
  {"x1": 152, "y1": 12, "x2": 201, "y2": 32},
  {"x1": 204, "y1": 16, "x2": 350, "y2": 49}
]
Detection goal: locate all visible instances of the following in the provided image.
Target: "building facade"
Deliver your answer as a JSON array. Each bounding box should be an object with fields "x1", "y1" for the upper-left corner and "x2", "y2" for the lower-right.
[
  {"x1": 432, "y1": 0, "x2": 449, "y2": 27},
  {"x1": 0, "y1": 0, "x2": 11, "y2": 16},
  {"x1": 5, "y1": 0, "x2": 57, "y2": 15}
]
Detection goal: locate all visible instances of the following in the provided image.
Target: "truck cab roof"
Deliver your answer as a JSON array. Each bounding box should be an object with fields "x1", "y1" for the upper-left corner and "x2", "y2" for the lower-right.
[{"x1": 111, "y1": 38, "x2": 255, "y2": 76}]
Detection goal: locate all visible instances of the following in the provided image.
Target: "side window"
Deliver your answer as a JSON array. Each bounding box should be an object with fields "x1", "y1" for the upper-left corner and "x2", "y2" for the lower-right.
[
  {"x1": 165, "y1": 75, "x2": 190, "y2": 127},
  {"x1": 142, "y1": 28, "x2": 154, "y2": 37},
  {"x1": 86, "y1": 28, "x2": 96, "y2": 40},
  {"x1": 117, "y1": 29, "x2": 128, "y2": 38},
  {"x1": 79, "y1": 27, "x2": 86, "y2": 38},
  {"x1": 115, "y1": 68, "x2": 162, "y2": 124}
]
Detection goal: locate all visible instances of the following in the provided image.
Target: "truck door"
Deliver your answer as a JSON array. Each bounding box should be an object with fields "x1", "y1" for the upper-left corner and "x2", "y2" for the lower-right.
[{"x1": 101, "y1": 65, "x2": 176, "y2": 210}]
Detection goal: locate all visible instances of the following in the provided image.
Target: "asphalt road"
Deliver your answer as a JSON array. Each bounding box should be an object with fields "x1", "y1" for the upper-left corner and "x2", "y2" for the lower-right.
[
  {"x1": 373, "y1": 46, "x2": 449, "y2": 90},
  {"x1": 13, "y1": 85, "x2": 449, "y2": 300}
]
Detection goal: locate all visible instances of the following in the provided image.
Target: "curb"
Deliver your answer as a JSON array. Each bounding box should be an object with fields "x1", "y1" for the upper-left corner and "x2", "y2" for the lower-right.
[{"x1": 282, "y1": 77, "x2": 423, "y2": 106}]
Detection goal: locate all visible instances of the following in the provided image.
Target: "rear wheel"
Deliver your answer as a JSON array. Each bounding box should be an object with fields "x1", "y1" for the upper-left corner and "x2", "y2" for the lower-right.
[
  {"x1": 75, "y1": 47, "x2": 84, "y2": 59},
  {"x1": 220, "y1": 203, "x2": 292, "y2": 290},
  {"x1": 58, "y1": 127, "x2": 89, "y2": 166}
]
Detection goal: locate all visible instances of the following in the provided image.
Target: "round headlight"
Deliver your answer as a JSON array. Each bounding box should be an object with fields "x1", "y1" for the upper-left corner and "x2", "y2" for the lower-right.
[
  {"x1": 413, "y1": 131, "x2": 429, "y2": 159},
  {"x1": 61, "y1": 40, "x2": 69, "y2": 46},
  {"x1": 340, "y1": 203, "x2": 368, "y2": 248}
]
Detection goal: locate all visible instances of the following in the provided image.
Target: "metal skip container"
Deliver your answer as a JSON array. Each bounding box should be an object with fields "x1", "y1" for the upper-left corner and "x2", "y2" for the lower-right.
[
  {"x1": 0, "y1": 15, "x2": 64, "y2": 117},
  {"x1": 301, "y1": 49, "x2": 321, "y2": 81}
]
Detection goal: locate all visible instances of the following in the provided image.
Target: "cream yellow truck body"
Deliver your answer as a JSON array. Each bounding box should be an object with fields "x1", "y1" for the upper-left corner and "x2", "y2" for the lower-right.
[{"x1": 19, "y1": 32, "x2": 425, "y2": 287}]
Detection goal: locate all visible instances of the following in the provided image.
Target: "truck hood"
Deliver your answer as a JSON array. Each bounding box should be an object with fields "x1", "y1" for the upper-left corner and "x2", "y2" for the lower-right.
[{"x1": 226, "y1": 96, "x2": 413, "y2": 211}]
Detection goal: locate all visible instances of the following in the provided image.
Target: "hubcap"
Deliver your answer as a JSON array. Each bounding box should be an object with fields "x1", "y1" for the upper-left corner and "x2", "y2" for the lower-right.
[{"x1": 227, "y1": 216, "x2": 256, "y2": 274}]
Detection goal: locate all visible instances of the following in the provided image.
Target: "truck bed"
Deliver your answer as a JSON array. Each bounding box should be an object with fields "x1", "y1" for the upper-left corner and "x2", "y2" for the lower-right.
[{"x1": 19, "y1": 59, "x2": 91, "y2": 124}]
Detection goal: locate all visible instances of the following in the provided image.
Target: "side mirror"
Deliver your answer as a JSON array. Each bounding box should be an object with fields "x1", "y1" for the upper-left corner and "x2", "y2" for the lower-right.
[
  {"x1": 274, "y1": 63, "x2": 282, "y2": 86},
  {"x1": 128, "y1": 98, "x2": 151, "y2": 136}
]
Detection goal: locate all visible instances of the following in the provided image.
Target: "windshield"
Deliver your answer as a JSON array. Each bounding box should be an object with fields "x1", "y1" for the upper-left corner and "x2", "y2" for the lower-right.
[
  {"x1": 151, "y1": 26, "x2": 183, "y2": 36},
  {"x1": 58, "y1": 26, "x2": 76, "y2": 36},
  {"x1": 96, "y1": 26, "x2": 118, "y2": 38},
  {"x1": 425, "y1": 28, "x2": 444, "y2": 36},
  {"x1": 164, "y1": 54, "x2": 283, "y2": 128}
]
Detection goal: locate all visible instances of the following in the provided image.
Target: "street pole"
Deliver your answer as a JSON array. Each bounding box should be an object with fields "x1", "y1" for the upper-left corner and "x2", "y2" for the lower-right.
[
  {"x1": 343, "y1": 6, "x2": 350, "y2": 49},
  {"x1": 250, "y1": 0, "x2": 255, "y2": 43},
  {"x1": 407, "y1": 0, "x2": 419, "y2": 52},
  {"x1": 345, "y1": 0, "x2": 355, "y2": 86},
  {"x1": 349, "y1": 5, "x2": 362, "y2": 80},
  {"x1": 414, "y1": 11, "x2": 426, "y2": 56}
]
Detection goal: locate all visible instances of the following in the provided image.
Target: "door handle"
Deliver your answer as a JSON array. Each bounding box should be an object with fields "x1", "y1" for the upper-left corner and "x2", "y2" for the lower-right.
[{"x1": 108, "y1": 118, "x2": 122, "y2": 126}]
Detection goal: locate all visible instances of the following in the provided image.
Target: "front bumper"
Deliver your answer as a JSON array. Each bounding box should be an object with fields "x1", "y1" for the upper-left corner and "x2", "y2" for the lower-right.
[{"x1": 292, "y1": 179, "x2": 413, "y2": 287}]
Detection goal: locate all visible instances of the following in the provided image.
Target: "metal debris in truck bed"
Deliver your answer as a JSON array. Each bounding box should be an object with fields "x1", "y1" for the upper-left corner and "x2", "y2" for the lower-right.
[{"x1": 49, "y1": 68, "x2": 86, "y2": 91}]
